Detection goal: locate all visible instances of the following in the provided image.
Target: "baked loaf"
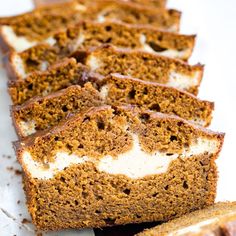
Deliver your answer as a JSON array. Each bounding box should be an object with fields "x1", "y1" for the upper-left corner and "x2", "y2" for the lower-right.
[
  {"x1": 14, "y1": 105, "x2": 224, "y2": 231},
  {"x1": 137, "y1": 202, "x2": 236, "y2": 236},
  {"x1": 11, "y1": 73, "x2": 214, "y2": 138},
  {"x1": 34, "y1": 0, "x2": 167, "y2": 8},
  {"x1": 0, "y1": 0, "x2": 180, "y2": 52},
  {"x1": 3, "y1": 20, "x2": 195, "y2": 77}
]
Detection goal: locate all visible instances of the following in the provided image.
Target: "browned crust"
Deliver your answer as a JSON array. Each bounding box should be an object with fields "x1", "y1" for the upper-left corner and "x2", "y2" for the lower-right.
[{"x1": 13, "y1": 105, "x2": 225, "y2": 154}]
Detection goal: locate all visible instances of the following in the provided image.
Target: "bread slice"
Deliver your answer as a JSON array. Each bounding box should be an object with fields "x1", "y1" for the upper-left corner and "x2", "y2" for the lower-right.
[
  {"x1": 3, "y1": 20, "x2": 195, "y2": 78},
  {"x1": 0, "y1": 0, "x2": 180, "y2": 52},
  {"x1": 75, "y1": 45, "x2": 203, "y2": 95},
  {"x1": 34, "y1": 0, "x2": 167, "y2": 8},
  {"x1": 137, "y1": 202, "x2": 236, "y2": 236},
  {"x1": 8, "y1": 58, "x2": 90, "y2": 105},
  {"x1": 14, "y1": 105, "x2": 224, "y2": 231},
  {"x1": 11, "y1": 73, "x2": 214, "y2": 138}
]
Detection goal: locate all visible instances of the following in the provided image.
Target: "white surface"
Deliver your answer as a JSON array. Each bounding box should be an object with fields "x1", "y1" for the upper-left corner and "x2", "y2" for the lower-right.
[{"x1": 0, "y1": 0, "x2": 236, "y2": 235}]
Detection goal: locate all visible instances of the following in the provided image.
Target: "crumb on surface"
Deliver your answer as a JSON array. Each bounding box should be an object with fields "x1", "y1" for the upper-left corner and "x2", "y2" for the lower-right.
[{"x1": 22, "y1": 218, "x2": 31, "y2": 224}]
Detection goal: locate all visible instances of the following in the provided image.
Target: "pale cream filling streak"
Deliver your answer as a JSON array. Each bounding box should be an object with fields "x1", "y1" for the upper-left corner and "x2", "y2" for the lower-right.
[
  {"x1": 1, "y1": 26, "x2": 37, "y2": 52},
  {"x1": 139, "y1": 34, "x2": 189, "y2": 59},
  {"x1": 22, "y1": 134, "x2": 219, "y2": 180}
]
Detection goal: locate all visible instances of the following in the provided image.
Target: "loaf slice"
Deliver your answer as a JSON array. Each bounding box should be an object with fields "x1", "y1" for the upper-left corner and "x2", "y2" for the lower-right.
[
  {"x1": 34, "y1": 0, "x2": 167, "y2": 8},
  {"x1": 15, "y1": 105, "x2": 224, "y2": 231},
  {"x1": 11, "y1": 73, "x2": 214, "y2": 138},
  {"x1": 0, "y1": 0, "x2": 180, "y2": 52},
  {"x1": 4, "y1": 21, "x2": 195, "y2": 79},
  {"x1": 76, "y1": 45, "x2": 203, "y2": 95},
  {"x1": 137, "y1": 202, "x2": 236, "y2": 236},
  {"x1": 8, "y1": 58, "x2": 91, "y2": 105},
  {"x1": 0, "y1": 1, "x2": 86, "y2": 53}
]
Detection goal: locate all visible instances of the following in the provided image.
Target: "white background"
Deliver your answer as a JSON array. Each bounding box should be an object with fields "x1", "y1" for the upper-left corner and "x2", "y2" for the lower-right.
[{"x1": 0, "y1": 0, "x2": 236, "y2": 235}]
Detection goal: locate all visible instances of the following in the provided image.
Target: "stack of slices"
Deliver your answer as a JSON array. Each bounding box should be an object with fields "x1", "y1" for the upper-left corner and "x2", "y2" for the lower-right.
[{"x1": 0, "y1": 0, "x2": 232, "y2": 235}]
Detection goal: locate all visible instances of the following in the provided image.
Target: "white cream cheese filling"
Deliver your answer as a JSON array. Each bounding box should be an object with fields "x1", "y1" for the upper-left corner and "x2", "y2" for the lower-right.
[
  {"x1": 86, "y1": 55, "x2": 103, "y2": 71},
  {"x1": 23, "y1": 151, "x2": 88, "y2": 179},
  {"x1": 11, "y1": 54, "x2": 27, "y2": 79},
  {"x1": 44, "y1": 36, "x2": 56, "y2": 46},
  {"x1": 139, "y1": 34, "x2": 189, "y2": 58},
  {"x1": 1, "y1": 26, "x2": 37, "y2": 52},
  {"x1": 22, "y1": 134, "x2": 219, "y2": 180},
  {"x1": 99, "y1": 85, "x2": 109, "y2": 99},
  {"x1": 19, "y1": 120, "x2": 37, "y2": 137},
  {"x1": 167, "y1": 71, "x2": 201, "y2": 91}
]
